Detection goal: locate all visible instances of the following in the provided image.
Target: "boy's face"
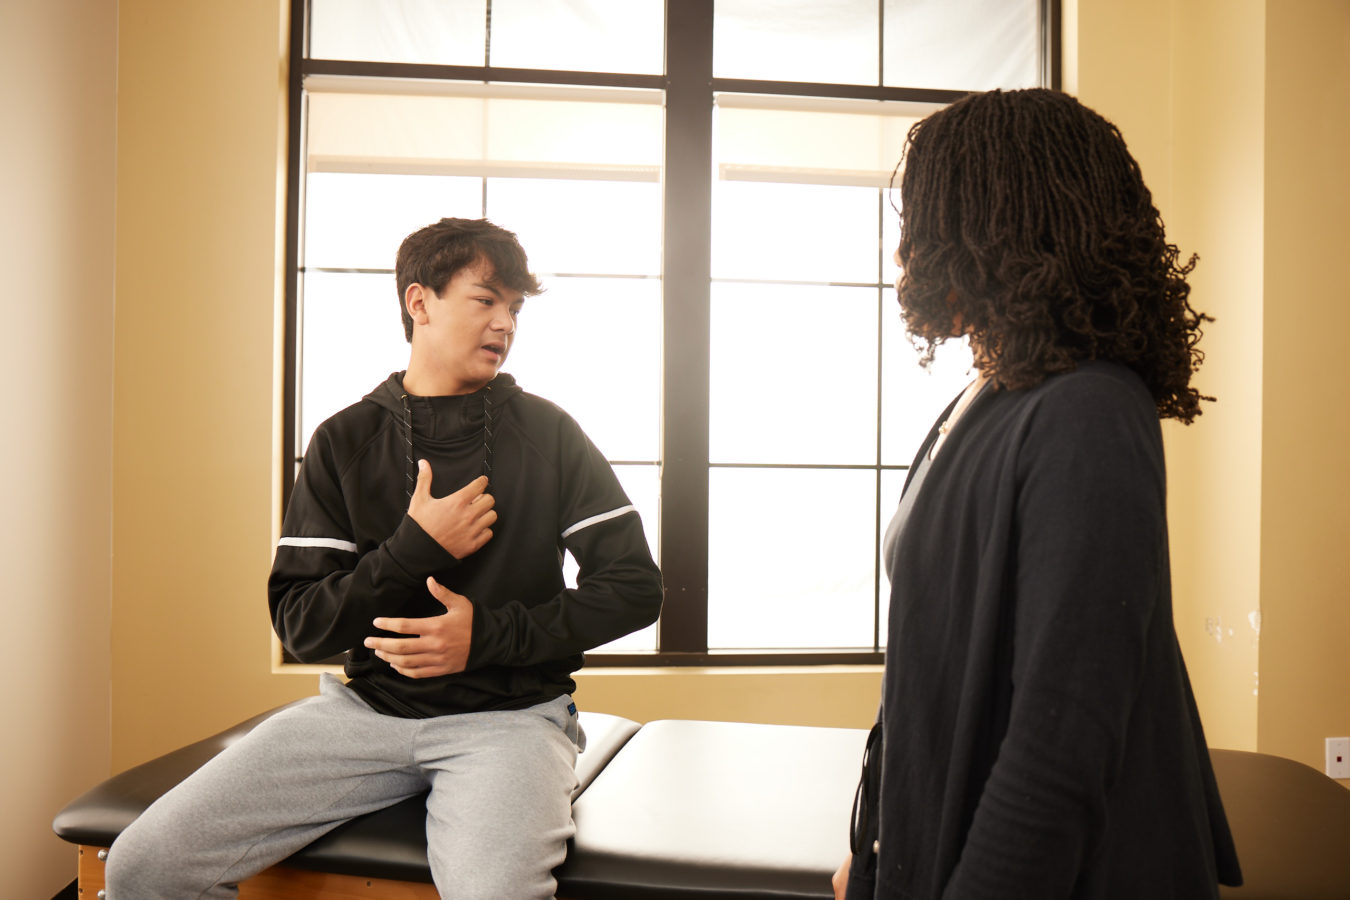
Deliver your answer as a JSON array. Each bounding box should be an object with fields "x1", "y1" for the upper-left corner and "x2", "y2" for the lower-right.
[{"x1": 407, "y1": 261, "x2": 525, "y2": 395}]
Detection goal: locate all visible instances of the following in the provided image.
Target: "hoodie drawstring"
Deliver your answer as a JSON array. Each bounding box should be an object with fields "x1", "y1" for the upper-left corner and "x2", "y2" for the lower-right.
[
  {"x1": 401, "y1": 392, "x2": 415, "y2": 505},
  {"x1": 482, "y1": 384, "x2": 494, "y2": 483},
  {"x1": 401, "y1": 381, "x2": 497, "y2": 506}
]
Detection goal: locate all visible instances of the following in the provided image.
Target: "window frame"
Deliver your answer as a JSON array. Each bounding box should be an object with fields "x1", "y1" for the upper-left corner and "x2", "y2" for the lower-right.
[{"x1": 282, "y1": 0, "x2": 1061, "y2": 667}]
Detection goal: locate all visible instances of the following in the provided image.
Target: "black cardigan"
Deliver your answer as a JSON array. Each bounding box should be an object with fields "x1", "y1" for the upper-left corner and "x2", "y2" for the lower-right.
[{"x1": 861, "y1": 361, "x2": 1240, "y2": 899}]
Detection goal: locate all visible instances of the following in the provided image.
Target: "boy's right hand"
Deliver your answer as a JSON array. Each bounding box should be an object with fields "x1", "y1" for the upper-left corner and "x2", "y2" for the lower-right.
[{"x1": 407, "y1": 460, "x2": 495, "y2": 559}]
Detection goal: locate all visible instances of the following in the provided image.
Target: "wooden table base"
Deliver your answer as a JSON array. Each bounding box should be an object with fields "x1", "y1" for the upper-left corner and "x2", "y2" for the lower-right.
[{"x1": 78, "y1": 845, "x2": 440, "y2": 899}]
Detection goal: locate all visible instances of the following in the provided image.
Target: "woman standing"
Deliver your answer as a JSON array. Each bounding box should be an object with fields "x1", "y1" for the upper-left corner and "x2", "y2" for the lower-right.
[{"x1": 837, "y1": 89, "x2": 1242, "y2": 899}]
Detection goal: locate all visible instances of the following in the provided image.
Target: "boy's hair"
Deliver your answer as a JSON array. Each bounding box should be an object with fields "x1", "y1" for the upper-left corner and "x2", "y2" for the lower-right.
[
  {"x1": 894, "y1": 88, "x2": 1212, "y2": 423},
  {"x1": 394, "y1": 217, "x2": 544, "y2": 341}
]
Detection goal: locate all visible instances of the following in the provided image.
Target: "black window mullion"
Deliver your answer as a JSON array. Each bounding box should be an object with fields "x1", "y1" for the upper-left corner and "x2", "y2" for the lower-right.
[
  {"x1": 1043, "y1": 0, "x2": 1063, "y2": 90},
  {"x1": 874, "y1": 191, "x2": 886, "y2": 653},
  {"x1": 281, "y1": 0, "x2": 307, "y2": 517},
  {"x1": 301, "y1": 58, "x2": 666, "y2": 91},
  {"x1": 709, "y1": 78, "x2": 966, "y2": 105},
  {"x1": 656, "y1": 0, "x2": 713, "y2": 654}
]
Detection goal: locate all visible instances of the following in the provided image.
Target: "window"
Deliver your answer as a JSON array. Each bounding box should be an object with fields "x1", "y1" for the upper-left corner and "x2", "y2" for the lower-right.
[{"x1": 284, "y1": 0, "x2": 1056, "y2": 664}]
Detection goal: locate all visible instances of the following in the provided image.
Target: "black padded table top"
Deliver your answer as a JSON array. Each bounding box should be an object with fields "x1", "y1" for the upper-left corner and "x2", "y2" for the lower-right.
[
  {"x1": 52, "y1": 702, "x2": 642, "y2": 884},
  {"x1": 54, "y1": 704, "x2": 1350, "y2": 899},
  {"x1": 558, "y1": 719, "x2": 868, "y2": 900},
  {"x1": 51, "y1": 700, "x2": 311, "y2": 847},
  {"x1": 52, "y1": 707, "x2": 868, "y2": 898}
]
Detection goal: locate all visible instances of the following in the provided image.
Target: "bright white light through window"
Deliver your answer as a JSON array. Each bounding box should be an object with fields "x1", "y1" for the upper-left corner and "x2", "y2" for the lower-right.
[{"x1": 294, "y1": 0, "x2": 1041, "y2": 656}]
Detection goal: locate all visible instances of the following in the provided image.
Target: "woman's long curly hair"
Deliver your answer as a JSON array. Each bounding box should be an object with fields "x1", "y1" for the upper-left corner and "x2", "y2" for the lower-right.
[{"x1": 895, "y1": 88, "x2": 1212, "y2": 422}]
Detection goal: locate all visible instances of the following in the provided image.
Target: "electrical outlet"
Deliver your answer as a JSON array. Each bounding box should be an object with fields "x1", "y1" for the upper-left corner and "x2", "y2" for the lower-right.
[{"x1": 1326, "y1": 737, "x2": 1350, "y2": 779}]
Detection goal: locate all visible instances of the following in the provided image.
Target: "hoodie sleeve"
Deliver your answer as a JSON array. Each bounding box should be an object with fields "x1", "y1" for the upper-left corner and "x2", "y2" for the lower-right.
[
  {"x1": 268, "y1": 425, "x2": 459, "y2": 663},
  {"x1": 465, "y1": 414, "x2": 663, "y2": 669}
]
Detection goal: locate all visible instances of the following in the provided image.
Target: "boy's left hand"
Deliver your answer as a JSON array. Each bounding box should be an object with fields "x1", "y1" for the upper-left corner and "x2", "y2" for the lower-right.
[{"x1": 365, "y1": 577, "x2": 473, "y2": 678}]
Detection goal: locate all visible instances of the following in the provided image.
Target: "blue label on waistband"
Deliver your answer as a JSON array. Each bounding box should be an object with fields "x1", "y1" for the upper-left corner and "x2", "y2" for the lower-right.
[{"x1": 567, "y1": 702, "x2": 577, "y2": 716}]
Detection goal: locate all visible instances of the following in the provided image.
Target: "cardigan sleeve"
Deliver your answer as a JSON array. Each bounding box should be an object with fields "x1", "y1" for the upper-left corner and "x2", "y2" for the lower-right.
[{"x1": 942, "y1": 370, "x2": 1169, "y2": 898}]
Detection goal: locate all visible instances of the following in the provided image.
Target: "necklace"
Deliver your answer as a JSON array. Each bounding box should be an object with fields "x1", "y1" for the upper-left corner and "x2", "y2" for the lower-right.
[
  {"x1": 941, "y1": 373, "x2": 988, "y2": 432},
  {"x1": 931, "y1": 372, "x2": 989, "y2": 458}
]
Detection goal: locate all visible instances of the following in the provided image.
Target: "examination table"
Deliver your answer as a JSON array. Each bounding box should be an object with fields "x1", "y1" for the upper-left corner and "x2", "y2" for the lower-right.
[{"x1": 53, "y1": 703, "x2": 1350, "y2": 899}]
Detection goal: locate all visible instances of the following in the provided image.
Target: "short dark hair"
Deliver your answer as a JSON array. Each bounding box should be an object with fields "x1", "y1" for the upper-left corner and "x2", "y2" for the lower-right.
[
  {"x1": 394, "y1": 217, "x2": 544, "y2": 342},
  {"x1": 894, "y1": 88, "x2": 1212, "y2": 422}
]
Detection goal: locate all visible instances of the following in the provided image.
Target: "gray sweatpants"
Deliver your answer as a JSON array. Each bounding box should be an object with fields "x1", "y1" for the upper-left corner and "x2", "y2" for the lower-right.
[{"x1": 104, "y1": 675, "x2": 582, "y2": 899}]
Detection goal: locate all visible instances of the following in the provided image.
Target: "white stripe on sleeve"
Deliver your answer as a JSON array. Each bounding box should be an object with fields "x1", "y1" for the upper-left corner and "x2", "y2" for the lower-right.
[
  {"x1": 277, "y1": 536, "x2": 359, "y2": 553},
  {"x1": 560, "y1": 505, "x2": 637, "y2": 540}
]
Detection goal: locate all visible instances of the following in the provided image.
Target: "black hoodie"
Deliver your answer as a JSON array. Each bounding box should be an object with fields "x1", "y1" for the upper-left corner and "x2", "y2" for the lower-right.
[{"x1": 268, "y1": 372, "x2": 663, "y2": 717}]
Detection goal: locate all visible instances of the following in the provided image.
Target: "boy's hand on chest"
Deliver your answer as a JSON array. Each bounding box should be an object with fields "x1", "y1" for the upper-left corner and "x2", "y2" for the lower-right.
[{"x1": 407, "y1": 459, "x2": 496, "y2": 559}]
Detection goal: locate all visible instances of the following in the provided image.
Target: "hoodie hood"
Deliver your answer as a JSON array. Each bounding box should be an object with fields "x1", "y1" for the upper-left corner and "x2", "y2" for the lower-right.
[
  {"x1": 366, "y1": 371, "x2": 524, "y2": 500},
  {"x1": 365, "y1": 371, "x2": 522, "y2": 438}
]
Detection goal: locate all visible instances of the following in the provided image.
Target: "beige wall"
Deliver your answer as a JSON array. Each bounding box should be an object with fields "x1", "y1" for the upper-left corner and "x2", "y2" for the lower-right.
[
  {"x1": 1, "y1": 0, "x2": 117, "y2": 894},
  {"x1": 1257, "y1": 0, "x2": 1350, "y2": 772},
  {"x1": 1163, "y1": 0, "x2": 1267, "y2": 755},
  {"x1": 109, "y1": 0, "x2": 314, "y2": 773},
  {"x1": 1070, "y1": 0, "x2": 1350, "y2": 776},
  {"x1": 1069, "y1": 0, "x2": 1267, "y2": 754}
]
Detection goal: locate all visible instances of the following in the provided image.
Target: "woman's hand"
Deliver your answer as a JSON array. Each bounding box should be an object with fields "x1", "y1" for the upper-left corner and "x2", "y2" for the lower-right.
[{"x1": 832, "y1": 854, "x2": 852, "y2": 900}]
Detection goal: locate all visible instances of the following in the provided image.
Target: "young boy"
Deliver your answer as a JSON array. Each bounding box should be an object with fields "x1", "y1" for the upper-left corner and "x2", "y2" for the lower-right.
[{"x1": 106, "y1": 218, "x2": 664, "y2": 899}]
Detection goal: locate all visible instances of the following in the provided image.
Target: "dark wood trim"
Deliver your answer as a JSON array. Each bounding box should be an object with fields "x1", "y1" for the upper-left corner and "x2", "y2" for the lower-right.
[
  {"x1": 281, "y1": 0, "x2": 306, "y2": 516},
  {"x1": 1045, "y1": 0, "x2": 1063, "y2": 91},
  {"x1": 585, "y1": 650, "x2": 884, "y2": 668},
  {"x1": 655, "y1": 0, "x2": 713, "y2": 653},
  {"x1": 874, "y1": 190, "x2": 887, "y2": 652},
  {"x1": 711, "y1": 78, "x2": 967, "y2": 105},
  {"x1": 709, "y1": 462, "x2": 911, "y2": 471},
  {"x1": 302, "y1": 58, "x2": 666, "y2": 91}
]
